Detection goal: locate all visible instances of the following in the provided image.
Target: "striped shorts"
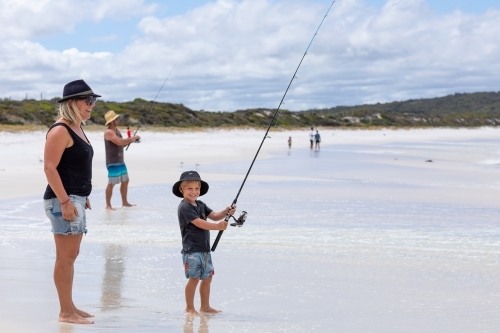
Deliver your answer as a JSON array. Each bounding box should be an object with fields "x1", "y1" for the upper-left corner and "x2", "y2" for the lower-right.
[{"x1": 107, "y1": 163, "x2": 129, "y2": 184}]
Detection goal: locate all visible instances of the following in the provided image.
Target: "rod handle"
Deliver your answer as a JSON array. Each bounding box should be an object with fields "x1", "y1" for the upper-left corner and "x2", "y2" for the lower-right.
[
  {"x1": 211, "y1": 202, "x2": 235, "y2": 252},
  {"x1": 125, "y1": 125, "x2": 141, "y2": 151},
  {"x1": 211, "y1": 231, "x2": 223, "y2": 252}
]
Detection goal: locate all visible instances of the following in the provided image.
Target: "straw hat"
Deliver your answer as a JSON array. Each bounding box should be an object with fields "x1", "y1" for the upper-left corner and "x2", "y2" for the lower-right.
[
  {"x1": 57, "y1": 79, "x2": 101, "y2": 103},
  {"x1": 104, "y1": 110, "x2": 120, "y2": 126}
]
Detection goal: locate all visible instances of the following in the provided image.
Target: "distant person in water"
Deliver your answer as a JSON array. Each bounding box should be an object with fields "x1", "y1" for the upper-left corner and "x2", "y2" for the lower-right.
[
  {"x1": 288, "y1": 136, "x2": 292, "y2": 149},
  {"x1": 173, "y1": 171, "x2": 235, "y2": 316},
  {"x1": 43, "y1": 79, "x2": 101, "y2": 324},
  {"x1": 126, "y1": 126, "x2": 131, "y2": 138},
  {"x1": 315, "y1": 130, "x2": 321, "y2": 150},
  {"x1": 309, "y1": 127, "x2": 314, "y2": 149},
  {"x1": 104, "y1": 110, "x2": 140, "y2": 210}
]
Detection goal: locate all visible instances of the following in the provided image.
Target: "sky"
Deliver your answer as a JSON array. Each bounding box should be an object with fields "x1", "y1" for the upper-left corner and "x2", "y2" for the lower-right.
[{"x1": 1, "y1": 0, "x2": 500, "y2": 111}]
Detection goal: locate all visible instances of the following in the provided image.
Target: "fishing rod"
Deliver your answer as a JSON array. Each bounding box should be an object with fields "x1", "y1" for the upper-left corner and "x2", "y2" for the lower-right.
[
  {"x1": 211, "y1": 0, "x2": 335, "y2": 252},
  {"x1": 125, "y1": 61, "x2": 178, "y2": 150}
]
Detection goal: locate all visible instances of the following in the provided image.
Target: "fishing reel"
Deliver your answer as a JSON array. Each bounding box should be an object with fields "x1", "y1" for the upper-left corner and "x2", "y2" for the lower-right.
[{"x1": 229, "y1": 211, "x2": 247, "y2": 228}]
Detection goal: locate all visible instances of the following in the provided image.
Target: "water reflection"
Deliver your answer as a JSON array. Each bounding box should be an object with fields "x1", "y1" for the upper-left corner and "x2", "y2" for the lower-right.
[
  {"x1": 58, "y1": 324, "x2": 74, "y2": 333},
  {"x1": 100, "y1": 243, "x2": 126, "y2": 310},
  {"x1": 184, "y1": 315, "x2": 211, "y2": 333},
  {"x1": 100, "y1": 210, "x2": 129, "y2": 311},
  {"x1": 309, "y1": 149, "x2": 321, "y2": 158}
]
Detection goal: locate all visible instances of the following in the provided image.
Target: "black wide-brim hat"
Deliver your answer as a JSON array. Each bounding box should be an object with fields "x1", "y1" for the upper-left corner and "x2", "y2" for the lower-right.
[
  {"x1": 57, "y1": 79, "x2": 101, "y2": 103},
  {"x1": 172, "y1": 171, "x2": 209, "y2": 198}
]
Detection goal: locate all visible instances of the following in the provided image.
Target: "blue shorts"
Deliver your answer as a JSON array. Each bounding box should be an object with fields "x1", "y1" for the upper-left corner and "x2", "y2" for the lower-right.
[
  {"x1": 107, "y1": 163, "x2": 129, "y2": 185},
  {"x1": 44, "y1": 195, "x2": 87, "y2": 235},
  {"x1": 182, "y1": 252, "x2": 214, "y2": 280}
]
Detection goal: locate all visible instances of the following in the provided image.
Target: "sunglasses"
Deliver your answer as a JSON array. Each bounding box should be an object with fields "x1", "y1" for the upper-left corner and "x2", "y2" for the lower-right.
[{"x1": 75, "y1": 96, "x2": 98, "y2": 106}]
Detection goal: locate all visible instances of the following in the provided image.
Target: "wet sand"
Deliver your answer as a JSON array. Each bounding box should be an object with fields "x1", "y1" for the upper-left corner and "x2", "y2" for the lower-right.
[{"x1": 0, "y1": 127, "x2": 499, "y2": 332}]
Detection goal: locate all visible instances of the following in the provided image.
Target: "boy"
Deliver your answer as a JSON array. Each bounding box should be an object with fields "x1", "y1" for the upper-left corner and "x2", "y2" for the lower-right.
[
  {"x1": 172, "y1": 171, "x2": 236, "y2": 316},
  {"x1": 315, "y1": 130, "x2": 321, "y2": 150}
]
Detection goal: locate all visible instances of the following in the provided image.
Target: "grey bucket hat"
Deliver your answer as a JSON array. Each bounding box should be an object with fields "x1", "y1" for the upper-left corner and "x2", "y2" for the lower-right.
[{"x1": 172, "y1": 171, "x2": 209, "y2": 198}]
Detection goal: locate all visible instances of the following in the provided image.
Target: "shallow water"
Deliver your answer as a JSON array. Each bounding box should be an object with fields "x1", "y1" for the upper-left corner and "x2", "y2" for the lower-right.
[{"x1": 1, "y1": 137, "x2": 500, "y2": 332}]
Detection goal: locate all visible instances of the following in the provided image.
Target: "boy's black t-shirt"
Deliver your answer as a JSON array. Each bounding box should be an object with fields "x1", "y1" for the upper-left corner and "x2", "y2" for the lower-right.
[{"x1": 177, "y1": 200, "x2": 213, "y2": 254}]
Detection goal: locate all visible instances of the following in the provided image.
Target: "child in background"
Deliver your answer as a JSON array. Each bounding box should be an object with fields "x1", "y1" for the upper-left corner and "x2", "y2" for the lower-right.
[
  {"x1": 315, "y1": 130, "x2": 321, "y2": 150},
  {"x1": 172, "y1": 171, "x2": 236, "y2": 316},
  {"x1": 288, "y1": 136, "x2": 292, "y2": 149},
  {"x1": 126, "y1": 126, "x2": 131, "y2": 138}
]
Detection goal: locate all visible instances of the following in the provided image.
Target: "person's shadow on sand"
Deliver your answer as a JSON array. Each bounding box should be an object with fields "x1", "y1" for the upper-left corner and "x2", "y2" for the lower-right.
[{"x1": 184, "y1": 314, "x2": 211, "y2": 333}]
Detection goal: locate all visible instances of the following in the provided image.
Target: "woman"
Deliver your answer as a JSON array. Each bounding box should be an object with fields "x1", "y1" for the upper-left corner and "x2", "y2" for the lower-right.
[{"x1": 43, "y1": 79, "x2": 101, "y2": 324}]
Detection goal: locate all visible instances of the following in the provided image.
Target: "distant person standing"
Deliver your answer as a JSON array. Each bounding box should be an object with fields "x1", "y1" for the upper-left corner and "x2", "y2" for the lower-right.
[
  {"x1": 104, "y1": 111, "x2": 140, "y2": 210},
  {"x1": 126, "y1": 126, "x2": 132, "y2": 138},
  {"x1": 309, "y1": 127, "x2": 314, "y2": 149},
  {"x1": 288, "y1": 136, "x2": 292, "y2": 149},
  {"x1": 314, "y1": 130, "x2": 321, "y2": 150}
]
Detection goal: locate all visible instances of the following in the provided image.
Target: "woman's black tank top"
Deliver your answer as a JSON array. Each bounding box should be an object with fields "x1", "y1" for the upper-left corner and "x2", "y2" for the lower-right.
[{"x1": 43, "y1": 123, "x2": 94, "y2": 199}]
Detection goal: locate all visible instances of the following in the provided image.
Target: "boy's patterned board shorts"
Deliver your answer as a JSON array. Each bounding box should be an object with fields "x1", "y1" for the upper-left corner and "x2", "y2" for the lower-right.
[{"x1": 182, "y1": 252, "x2": 214, "y2": 280}]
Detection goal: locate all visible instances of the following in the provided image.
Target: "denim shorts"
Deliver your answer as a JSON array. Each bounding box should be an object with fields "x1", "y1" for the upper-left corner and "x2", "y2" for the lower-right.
[
  {"x1": 44, "y1": 195, "x2": 88, "y2": 235},
  {"x1": 182, "y1": 252, "x2": 214, "y2": 280}
]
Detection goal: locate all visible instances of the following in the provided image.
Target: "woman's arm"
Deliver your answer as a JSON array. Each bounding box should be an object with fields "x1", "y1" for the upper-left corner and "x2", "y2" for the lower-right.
[{"x1": 44, "y1": 126, "x2": 79, "y2": 221}]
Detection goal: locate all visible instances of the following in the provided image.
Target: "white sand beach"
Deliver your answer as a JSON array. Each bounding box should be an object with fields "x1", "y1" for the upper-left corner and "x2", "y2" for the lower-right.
[
  {"x1": 1, "y1": 126, "x2": 499, "y2": 200},
  {"x1": 1, "y1": 127, "x2": 499, "y2": 333}
]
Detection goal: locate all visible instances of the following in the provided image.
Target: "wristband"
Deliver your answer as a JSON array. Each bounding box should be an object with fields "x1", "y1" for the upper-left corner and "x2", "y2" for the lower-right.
[{"x1": 61, "y1": 198, "x2": 71, "y2": 205}]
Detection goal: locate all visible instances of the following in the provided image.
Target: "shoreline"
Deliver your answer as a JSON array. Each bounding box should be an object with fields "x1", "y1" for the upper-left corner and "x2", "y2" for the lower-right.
[
  {"x1": 0, "y1": 127, "x2": 498, "y2": 200},
  {"x1": 1, "y1": 124, "x2": 499, "y2": 133}
]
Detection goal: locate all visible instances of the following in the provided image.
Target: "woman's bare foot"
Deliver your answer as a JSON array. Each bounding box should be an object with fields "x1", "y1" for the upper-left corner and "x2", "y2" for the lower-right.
[
  {"x1": 185, "y1": 308, "x2": 200, "y2": 316},
  {"x1": 74, "y1": 307, "x2": 94, "y2": 318},
  {"x1": 59, "y1": 312, "x2": 94, "y2": 324},
  {"x1": 199, "y1": 306, "x2": 221, "y2": 314}
]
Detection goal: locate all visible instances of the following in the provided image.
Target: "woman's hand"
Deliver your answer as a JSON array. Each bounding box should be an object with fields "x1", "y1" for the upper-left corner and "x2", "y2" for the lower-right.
[
  {"x1": 85, "y1": 199, "x2": 91, "y2": 210},
  {"x1": 62, "y1": 201, "x2": 79, "y2": 221}
]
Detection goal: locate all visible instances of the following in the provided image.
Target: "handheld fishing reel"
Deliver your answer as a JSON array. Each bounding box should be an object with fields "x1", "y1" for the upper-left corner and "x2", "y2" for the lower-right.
[{"x1": 229, "y1": 211, "x2": 248, "y2": 228}]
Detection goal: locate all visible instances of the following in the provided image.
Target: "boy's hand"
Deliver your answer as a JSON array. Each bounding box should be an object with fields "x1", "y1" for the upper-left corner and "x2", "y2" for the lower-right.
[
  {"x1": 227, "y1": 206, "x2": 236, "y2": 216},
  {"x1": 217, "y1": 221, "x2": 228, "y2": 230}
]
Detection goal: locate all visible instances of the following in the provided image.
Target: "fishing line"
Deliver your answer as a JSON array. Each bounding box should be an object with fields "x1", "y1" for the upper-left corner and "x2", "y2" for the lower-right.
[
  {"x1": 211, "y1": 0, "x2": 335, "y2": 251},
  {"x1": 125, "y1": 60, "x2": 179, "y2": 151}
]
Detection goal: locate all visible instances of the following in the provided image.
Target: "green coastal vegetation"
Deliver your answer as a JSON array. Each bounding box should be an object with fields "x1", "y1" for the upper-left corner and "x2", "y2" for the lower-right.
[{"x1": 1, "y1": 91, "x2": 499, "y2": 128}]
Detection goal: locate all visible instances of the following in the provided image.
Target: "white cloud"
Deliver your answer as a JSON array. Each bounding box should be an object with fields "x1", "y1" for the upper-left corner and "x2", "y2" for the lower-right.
[
  {"x1": 0, "y1": 0, "x2": 156, "y2": 38},
  {"x1": 1, "y1": 0, "x2": 500, "y2": 111}
]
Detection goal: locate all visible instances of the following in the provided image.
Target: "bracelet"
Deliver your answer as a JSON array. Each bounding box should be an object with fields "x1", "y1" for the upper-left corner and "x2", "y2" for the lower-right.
[{"x1": 60, "y1": 198, "x2": 71, "y2": 205}]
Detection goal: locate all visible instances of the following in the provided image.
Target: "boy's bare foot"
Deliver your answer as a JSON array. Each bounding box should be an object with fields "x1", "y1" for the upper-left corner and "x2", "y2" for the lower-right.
[
  {"x1": 105, "y1": 206, "x2": 115, "y2": 210},
  {"x1": 123, "y1": 202, "x2": 136, "y2": 207},
  {"x1": 74, "y1": 307, "x2": 94, "y2": 318},
  {"x1": 199, "y1": 306, "x2": 222, "y2": 314},
  {"x1": 59, "y1": 312, "x2": 94, "y2": 324},
  {"x1": 184, "y1": 308, "x2": 200, "y2": 316}
]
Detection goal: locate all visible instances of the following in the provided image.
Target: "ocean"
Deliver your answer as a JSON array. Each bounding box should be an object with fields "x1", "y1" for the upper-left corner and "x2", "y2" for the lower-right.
[{"x1": 1, "y1": 136, "x2": 499, "y2": 332}]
